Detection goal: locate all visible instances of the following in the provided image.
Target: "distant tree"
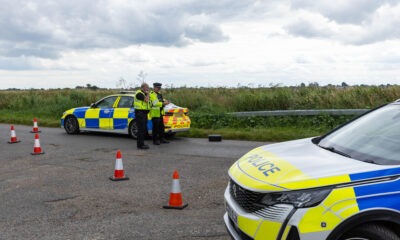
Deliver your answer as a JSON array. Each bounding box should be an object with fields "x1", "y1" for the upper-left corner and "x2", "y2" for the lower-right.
[
  {"x1": 308, "y1": 82, "x2": 319, "y2": 87},
  {"x1": 117, "y1": 77, "x2": 128, "y2": 89},
  {"x1": 341, "y1": 82, "x2": 349, "y2": 87},
  {"x1": 300, "y1": 82, "x2": 306, "y2": 87},
  {"x1": 137, "y1": 70, "x2": 147, "y2": 84}
]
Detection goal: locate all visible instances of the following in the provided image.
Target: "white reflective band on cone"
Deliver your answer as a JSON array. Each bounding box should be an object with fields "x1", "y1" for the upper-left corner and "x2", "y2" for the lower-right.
[
  {"x1": 34, "y1": 122, "x2": 38, "y2": 127},
  {"x1": 11, "y1": 130, "x2": 16, "y2": 137},
  {"x1": 34, "y1": 139, "x2": 40, "y2": 147},
  {"x1": 115, "y1": 159, "x2": 123, "y2": 170},
  {"x1": 171, "y1": 179, "x2": 181, "y2": 193}
]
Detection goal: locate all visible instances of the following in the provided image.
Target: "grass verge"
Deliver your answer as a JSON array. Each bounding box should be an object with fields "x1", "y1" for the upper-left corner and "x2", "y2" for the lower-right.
[
  {"x1": 178, "y1": 127, "x2": 326, "y2": 142},
  {"x1": 0, "y1": 111, "x2": 326, "y2": 142}
]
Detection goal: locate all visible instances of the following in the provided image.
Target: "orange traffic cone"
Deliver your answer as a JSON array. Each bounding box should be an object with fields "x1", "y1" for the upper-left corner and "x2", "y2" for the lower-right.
[
  {"x1": 8, "y1": 125, "x2": 21, "y2": 144},
  {"x1": 31, "y1": 133, "x2": 45, "y2": 155},
  {"x1": 163, "y1": 170, "x2": 188, "y2": 210},
  {"x1": 110, "y1": 150, "x2": 129, "y2": 181},
  {"x1": 30, "y1": 118, "x2": 41, "y2": 133}
]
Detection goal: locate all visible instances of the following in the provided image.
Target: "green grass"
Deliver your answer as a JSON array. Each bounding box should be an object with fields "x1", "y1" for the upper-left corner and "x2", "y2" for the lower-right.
[
  {"x1": 0, "y1": 86, "x2": 398, "y2": 141},
  {"x1": 178, "y1": 127, "x2": 325, "y2": 142}
]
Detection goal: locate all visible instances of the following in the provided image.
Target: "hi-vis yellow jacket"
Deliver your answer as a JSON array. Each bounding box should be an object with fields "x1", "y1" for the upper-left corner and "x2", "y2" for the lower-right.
[
  {"x1": 134, "y1": 90, "x2": 150, "y2": 111},
  {"x1": 149, "y1": 91, "x2": 164, "y2": 118}
]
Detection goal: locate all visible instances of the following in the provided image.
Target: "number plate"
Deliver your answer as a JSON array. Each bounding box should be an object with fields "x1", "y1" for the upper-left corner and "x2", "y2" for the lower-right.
[
  {"x1": 172, "y1": 122, "x2": 189, "y2": 129},
  {"x1": 173, "y1": 112, "x2": 183, "y2": 117},
  {"x1": 225, "y1": 201, "x2": 238, "y2": 225}
]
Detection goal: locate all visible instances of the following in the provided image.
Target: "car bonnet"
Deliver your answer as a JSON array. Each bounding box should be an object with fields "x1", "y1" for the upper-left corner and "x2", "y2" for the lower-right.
[{"x1": 229, "y1": 138, "x2": 398, "y2": 192}]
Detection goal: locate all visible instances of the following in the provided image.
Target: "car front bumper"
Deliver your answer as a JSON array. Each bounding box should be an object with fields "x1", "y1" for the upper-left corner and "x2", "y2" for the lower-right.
[{"x1": 224, "y1": 185, "x2": 332, "y2": 240}]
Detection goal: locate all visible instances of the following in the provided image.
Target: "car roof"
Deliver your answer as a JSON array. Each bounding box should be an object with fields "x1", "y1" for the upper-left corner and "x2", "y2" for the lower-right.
[
  {"x1": 120, "y1": 91, "x2": 136, "y2": 94},
  {"x1": 105, "y1": 92, "x2": 136, "y2": 97}
]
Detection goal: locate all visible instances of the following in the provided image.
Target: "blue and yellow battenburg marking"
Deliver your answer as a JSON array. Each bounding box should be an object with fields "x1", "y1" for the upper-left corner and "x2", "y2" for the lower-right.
[
  {"x1": 62, "y1": 106, "x2": 136, "y2": 130},
  {"x1": 228, "y1": 147, "x2": 400, "y2": 239},
  {"x1": 61, "y1": 94, "x2": 187, "y2": 135},
  {"x1": 350, "y1": 167, "x2": 400, "y2": 211}
]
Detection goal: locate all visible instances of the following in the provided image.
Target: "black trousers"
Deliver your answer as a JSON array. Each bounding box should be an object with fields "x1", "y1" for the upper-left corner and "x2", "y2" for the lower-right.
[
  {"x1": 152, "y1": 117, "x2": 165, "y2": 142},
  {"x1": 135, "y1": 110, "x2": 148, "y2": 147}
]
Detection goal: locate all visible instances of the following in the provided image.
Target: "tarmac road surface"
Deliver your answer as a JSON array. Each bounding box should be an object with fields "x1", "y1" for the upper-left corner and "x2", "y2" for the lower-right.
[{"x1": 0, "y1": 124, "x2": 268, "y2": 240}]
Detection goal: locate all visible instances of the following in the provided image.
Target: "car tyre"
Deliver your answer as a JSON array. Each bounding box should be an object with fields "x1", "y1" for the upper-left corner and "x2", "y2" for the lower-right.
[
  {"x1": 129, "y1": 120, "x2": 138, "y2": 139},
  {"x1": 340, "y1": 223, "x2": 400, "y2": 240},
  {"x1": 64, "y1": 116, "x2": 80, "y2": 134}
]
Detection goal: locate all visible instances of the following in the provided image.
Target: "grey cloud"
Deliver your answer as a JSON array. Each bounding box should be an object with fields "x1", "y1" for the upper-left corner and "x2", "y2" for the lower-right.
[
  {"x1": 0, "y1": 0, "x2": 254, "y2": 60},
  {"x1": 286, "y1": 1, "x2": 400, "y2": 45},
  {"x1": 290, "y1": 0, "x2": 397, "y2": 24},
  {"x1": 184, "y1": 22, "x2": 228, "y2": 43},
  {"x1": 184, "y1": 1, "x2": 258, "y2": 19},
  {"x1": 0, "y1": 57, "x2": 37, "y2": 70},
  {"x1": 285, "y1": 18, "x2": 333, "y2": 38},
  {"x1": 0, "y1": 43, "x2": 60, "y2": 59}
]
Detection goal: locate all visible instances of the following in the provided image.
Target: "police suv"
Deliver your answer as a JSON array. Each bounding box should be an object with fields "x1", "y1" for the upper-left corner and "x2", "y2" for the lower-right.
[{"x1": 225, "y1": 100, "x2": 400, "y2": 240}]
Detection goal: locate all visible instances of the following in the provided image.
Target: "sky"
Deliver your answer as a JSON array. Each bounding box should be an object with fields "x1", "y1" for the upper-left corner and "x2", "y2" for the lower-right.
[{"x1": 1, "y1": 0, "x2": 400, "y2": 89}]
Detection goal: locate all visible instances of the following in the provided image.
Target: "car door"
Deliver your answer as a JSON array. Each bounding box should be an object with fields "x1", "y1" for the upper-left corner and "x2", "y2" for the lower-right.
[
  {"x1": 85, "y1": 96, "x2": 118, "y2": 129},
  {"x1": 112, "y1": 96, "x2": 134, "y2": 130}
]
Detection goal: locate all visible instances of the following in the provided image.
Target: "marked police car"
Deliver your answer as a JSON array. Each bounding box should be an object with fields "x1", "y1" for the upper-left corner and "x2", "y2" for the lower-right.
[
  {"x1": 225, "y1": 100, "x2": 400, "y2": 240},
  {"x1": 61, "y1": 92, "x2": 190, "y2": 138}
]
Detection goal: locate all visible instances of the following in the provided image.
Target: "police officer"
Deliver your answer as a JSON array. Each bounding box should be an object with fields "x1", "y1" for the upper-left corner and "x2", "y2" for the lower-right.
[
  {"x1": 150, "y1": 82, "x2": 170, "y2": 145},
  {"x1": 134, "y1": 83, "x2": 150, "y2": 149}
]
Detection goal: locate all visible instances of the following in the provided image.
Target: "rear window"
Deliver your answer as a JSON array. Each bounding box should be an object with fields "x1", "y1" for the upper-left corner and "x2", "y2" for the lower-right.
[{"x1": 117, "y1": 96, "x2": 134, "y2": 108}]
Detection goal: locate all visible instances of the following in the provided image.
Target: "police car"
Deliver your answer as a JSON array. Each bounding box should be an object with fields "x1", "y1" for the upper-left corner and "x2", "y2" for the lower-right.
[
  {"x1": 60, "y1": 92, "x2": 190, "y2": 138},
  {"x1": 225, "y1": 100, "x2": 400, "y2": 240}
]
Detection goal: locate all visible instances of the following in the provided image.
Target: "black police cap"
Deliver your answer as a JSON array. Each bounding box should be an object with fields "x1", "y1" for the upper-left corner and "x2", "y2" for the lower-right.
[{"x1": 153, "y1": 82, "x2": 162, "y2": 87}]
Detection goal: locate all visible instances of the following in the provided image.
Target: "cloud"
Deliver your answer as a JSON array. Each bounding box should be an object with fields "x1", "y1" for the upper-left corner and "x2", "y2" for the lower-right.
[
  {"x1": 183, "y1": 15, "x2": 229, "y2": 43},
  {"x1": 354, "y1": 3, "x2": 400, "y2": 45},
  {"x1": 285, "y1": 2, "x2": 400, "y2": 45},
  {"x1": 0, "y1": 0, "x2": 249, "y2": 60},
  {"x1": 290, "y1": 0, "x2": 397, "y2": 24},
  {"x1": 285, "y1": 12, "x2": 335, "y2": 39}
]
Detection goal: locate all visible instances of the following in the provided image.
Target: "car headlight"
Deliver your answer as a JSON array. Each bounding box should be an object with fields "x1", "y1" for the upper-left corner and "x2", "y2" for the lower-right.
[{"x1": 259, "y1": 188, "x2": 332, "y2": 208}]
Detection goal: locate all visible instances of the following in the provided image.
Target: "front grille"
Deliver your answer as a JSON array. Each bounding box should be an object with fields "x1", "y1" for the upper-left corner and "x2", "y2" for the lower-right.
[
  {"x1": 253, "y1": 204, "x2": 293, "y2": 221},
  {"x1": 229, "y1": 180, "x2": 264, "y2": 212},
  {"x1": 229, "y1": 180, "x2": 294, "y2": 221}
]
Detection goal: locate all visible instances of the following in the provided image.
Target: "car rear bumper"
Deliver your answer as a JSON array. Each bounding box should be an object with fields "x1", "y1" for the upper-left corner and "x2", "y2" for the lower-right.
[{"x1": 166, "y1": 127, "x2": 190, "y2": 133}]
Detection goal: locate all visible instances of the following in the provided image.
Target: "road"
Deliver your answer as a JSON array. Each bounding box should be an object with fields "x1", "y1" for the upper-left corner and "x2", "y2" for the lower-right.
[{"x1": 0, "y1": 124, "x2": 267, "y2": 240}]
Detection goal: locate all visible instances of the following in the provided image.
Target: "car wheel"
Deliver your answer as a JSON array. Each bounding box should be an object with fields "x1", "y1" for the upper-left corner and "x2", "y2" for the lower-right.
[
  {"x1": 64, "y1": 116, "x2": 80, "y2": 134},
  {"x1": 340, "y1": 223, "x2": 400, "y2": 240},
  {"x1": 129, "y1": 120, "x2": 138, "y2": 139}
]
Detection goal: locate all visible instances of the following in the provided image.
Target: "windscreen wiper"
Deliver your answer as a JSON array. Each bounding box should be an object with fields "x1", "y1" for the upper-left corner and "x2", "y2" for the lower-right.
[
  {"x1": 363, "y1": 159, "x2": 377, "y2": 164},
  {"x1": 318, "y1": 145, "x2": 352, "y2": 158}
]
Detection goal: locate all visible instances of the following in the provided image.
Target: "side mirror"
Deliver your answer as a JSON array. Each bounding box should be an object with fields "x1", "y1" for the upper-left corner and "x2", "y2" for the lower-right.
[
  {"x1": 311, "y1": 136, "x2": 321, "y2": 144},
  {"x1": 90, "y1": 103, "x2": 96, "y2": 108}
]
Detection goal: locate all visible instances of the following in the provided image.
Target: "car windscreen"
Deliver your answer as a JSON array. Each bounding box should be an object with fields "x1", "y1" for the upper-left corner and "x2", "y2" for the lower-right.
[{"x1": 318, "y1": 104, "x2": 400, "y2": 165}]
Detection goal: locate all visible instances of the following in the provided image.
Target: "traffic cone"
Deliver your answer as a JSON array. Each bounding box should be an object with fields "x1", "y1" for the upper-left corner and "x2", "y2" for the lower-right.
[
  {"x1": 8, "y1": 125, "x2": 21, "y2": 144},
  {"x1": 30, "y1": 118, "x2": 41, "y2": 133},
  {"x1": 163, "y1": 170, "x2": 188, "y2": 210},
  {"x1": 31, "y1": 133, "x2": 45, "y2": 155},
  {"x1": 109, "y1": 150, "x2": 129, "y2": 181}
]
